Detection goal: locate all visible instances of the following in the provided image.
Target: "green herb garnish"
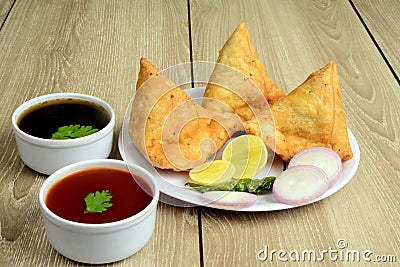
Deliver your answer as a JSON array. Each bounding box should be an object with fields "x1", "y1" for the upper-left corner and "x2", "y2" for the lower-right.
[
  {"x1": 51, "y1": 124, "x2": 98, "y2": 139},
  {"x1": 84, "y1": 190, "x2": 113, "y2": 214},
  {"x1": 185, "y1": 176, "x2": 276, "y2": 195}
]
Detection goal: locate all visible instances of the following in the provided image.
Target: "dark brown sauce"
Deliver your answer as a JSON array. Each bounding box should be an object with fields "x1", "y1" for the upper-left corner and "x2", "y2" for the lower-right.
[
  {"x1": 45, "y1": 168, "x2": 153, "y2": 224},
  {"x1": 18, "y1": 99, "x2": 110, "y2": 139}
]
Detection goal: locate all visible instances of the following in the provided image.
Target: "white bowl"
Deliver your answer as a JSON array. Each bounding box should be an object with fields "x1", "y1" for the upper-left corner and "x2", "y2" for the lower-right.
[
  {"x1": 38, "y1": 159, "x2": 159, "y2": 264},
  {"x1": 11, "y1": 93, "x2": 115, "y2": 175}
]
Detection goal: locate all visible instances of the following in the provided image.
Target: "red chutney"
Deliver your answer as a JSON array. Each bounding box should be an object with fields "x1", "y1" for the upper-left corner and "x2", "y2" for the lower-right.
[{"x1": 45, "y1": 168, "x2": 153, "y2": 224}]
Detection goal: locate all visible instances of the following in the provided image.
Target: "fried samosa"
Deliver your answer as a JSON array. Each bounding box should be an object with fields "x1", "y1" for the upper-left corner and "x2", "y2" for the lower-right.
[
  {"x1": 206, "y1": 21, "x2": 285, "y2": 104},
  {"x1": 203, "y1": 21, "x2": 285, "y2": 139},
  {"x1": 330, "y1": 61, "x2": 353, "y2": 161},
  {"x1": 128, "y1": 58, "x2": 241, "y2": 171},
  {"x1": 271, "y1": 60, "x2": 353, "y2": 162}
]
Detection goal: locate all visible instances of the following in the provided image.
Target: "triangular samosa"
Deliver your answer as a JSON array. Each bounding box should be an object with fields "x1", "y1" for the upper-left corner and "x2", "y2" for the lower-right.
[
  {"x1": 330, "y1": 61, "x2": 353, "y2": 161},
  {"x1": 128, "y1": 58, "x2": 241, "y2": 171},
  {"x1": 202, "y1": 21, "x2": 285, "y2": 143},
  {"x1": 205, "y1": 21, "x2": 285, "y2": 104},
  {"x1": 271, "y1": 60, "x2": 353, "y2": 162}
]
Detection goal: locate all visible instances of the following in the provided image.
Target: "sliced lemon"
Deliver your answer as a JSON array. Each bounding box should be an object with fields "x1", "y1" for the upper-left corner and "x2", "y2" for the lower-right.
[
  {"x1": 222, "y1": 134, "x2": 268, "y2": 179},
  {"x1": 189, "y1": 160, "x2": 235, "y2": 186}
]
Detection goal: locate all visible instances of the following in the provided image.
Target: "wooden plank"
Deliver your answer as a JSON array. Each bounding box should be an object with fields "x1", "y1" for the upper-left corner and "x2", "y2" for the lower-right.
[
  {"x1": 0, "y1": 0, "x2": 13, "y2": 25},
  {"x1": 190, "y1": 0, "x2": 400, "y2": 266},
  {"x1": 0, "y1": 1, "x2": 200, "y2": 266},
  {"x1": 352, "y1": 0, "x2": 400, "y2": 79}
]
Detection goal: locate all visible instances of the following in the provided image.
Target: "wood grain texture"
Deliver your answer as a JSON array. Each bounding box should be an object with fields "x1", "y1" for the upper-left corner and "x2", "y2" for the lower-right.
[
  {"x1": 0, "y1": 0, "x2": 13, "y2": 25},
  {"x1": 0, "y1": 0, "x2": 200, "y2": 266},
  {"x1": 352, "y1": 0, "x2": 400, "y2": 79},
  {"x1": 190, "y1": 0, "x2": 400, "y2": 266}
]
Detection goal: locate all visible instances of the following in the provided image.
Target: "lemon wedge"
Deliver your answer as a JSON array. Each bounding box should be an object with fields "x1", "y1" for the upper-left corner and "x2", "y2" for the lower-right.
[
  {"x1": 222, "y1": 135, "x2": 268, "y2": 179},
  {"x1": 189, "y1": 160, "x2": 235, "y2": 186}
]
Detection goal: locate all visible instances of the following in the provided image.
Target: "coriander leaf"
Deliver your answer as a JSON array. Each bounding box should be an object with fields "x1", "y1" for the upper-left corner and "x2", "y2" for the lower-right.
[
  {"x1": 51, "y1": 124, "x2": 98, "y2": 140},
  {"x1": 84, "y1": 190, "x2": 113, "y2": 213},
  {"x1": 185, "y1": 176, "x2": 276, "y2": 195}
]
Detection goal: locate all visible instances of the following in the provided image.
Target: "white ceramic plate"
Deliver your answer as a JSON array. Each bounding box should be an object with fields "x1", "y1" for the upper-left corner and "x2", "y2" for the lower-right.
[{"x1": 118, "y1": 87, "x2": 360, "y2": 211}]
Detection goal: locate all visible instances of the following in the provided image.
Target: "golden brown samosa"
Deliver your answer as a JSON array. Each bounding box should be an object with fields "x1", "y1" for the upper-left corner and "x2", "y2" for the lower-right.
[
  {"x1": 271, "y1": 60, "x2": 353, "y2": 162},
  {"x1": 128, "y1": 58, "x2": 241, "y2": 171},
  {"x1": 330, "y1": 61, "x2": 353, "y2": 161},
  {"x1": 203, "y1": 21, "x2": 285, "y2": 138},
  {"x1": 205, "y1": 21, "x2": 285, "y2": 104}
]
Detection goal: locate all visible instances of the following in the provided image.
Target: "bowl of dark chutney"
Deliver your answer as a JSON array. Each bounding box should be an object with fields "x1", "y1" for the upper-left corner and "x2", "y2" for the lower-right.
[{"x1": 11, "y1": 93, "x2": 115, "y2": 175}]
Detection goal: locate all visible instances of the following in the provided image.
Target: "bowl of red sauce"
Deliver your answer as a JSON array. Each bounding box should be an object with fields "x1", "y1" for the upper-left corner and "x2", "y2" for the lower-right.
[{"x1": 38, "y1": 159, "x2": 159, "y2": 264}]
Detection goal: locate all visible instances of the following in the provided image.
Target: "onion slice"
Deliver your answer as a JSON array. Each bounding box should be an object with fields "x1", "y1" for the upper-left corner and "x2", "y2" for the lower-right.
[
  {"x1": 202, "y1": 191, "x2": 258, "y2": 209},
  {"x1": 288, "y1": 146, "x2": 342, "y2": 187},
  {"x1": 272, "y1": 165, "x2": 328, "y2": 206}
]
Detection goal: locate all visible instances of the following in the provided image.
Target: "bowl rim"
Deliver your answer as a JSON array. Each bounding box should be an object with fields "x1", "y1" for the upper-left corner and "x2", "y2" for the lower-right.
[
  {"x1": 11, "y1": 93, "x2": 115, "y2": 148},
  {"x1": 38, "y1": 159, "x2": 159, "y2": 231}
]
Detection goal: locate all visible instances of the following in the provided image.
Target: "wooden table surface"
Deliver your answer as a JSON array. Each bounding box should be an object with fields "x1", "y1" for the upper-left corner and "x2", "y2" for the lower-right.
[{"x1": 0, "y1": 1, "x2": 399, "y2": 266}]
